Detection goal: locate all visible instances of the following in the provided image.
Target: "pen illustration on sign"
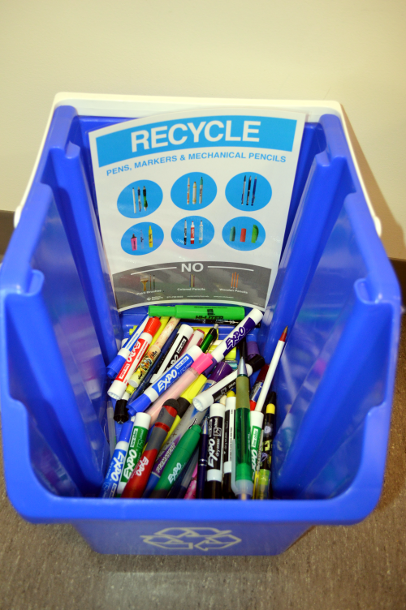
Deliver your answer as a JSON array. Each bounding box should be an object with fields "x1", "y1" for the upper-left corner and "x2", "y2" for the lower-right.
[
  {"x1": 117, "y1": 180, "x2": 162, "y2": 218},
  {"x1": 223, "y1": 218, "x2": 265, "y2": 252},
  {"x1": 171, "y1": 217, "x2": 215, "y2": 250},
  {"x1": 172, "y1": 172, "x2": 216, "y2": 211},
  {"x1": 227, "y1": 172, "x2": 272, "y2": 212},
  {"x1": 231, "y1": 272, "x2": 239, "y2": 289},
  {"x1": 121, "y1": 223, "x2": 164, "y2": 256}
]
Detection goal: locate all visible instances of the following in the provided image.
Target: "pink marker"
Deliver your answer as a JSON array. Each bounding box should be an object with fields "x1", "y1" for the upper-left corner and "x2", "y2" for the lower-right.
[
  {"x1": 131, "y1": 234, "x2": 137, "y2": 251},
  {"x1": 145, "y1": 350, "x2": 214, "y2": 425},
  {"x1": 180, "y1": 328, "x2": 205, "y2": 356},
  {"x1": 184, "y1": 463, "x2": 198, "y2": 499}
]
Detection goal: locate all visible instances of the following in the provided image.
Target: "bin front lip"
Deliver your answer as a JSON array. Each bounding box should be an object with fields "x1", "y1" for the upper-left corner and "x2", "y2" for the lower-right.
[{"x1": 13, "y1": 93, "x2": 381, "y2": 236}]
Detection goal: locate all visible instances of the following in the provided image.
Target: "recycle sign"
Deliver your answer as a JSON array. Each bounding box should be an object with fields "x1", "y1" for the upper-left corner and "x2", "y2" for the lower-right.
[{"x1": 141, "y1": 527, "x2": 241, "y2": 551}]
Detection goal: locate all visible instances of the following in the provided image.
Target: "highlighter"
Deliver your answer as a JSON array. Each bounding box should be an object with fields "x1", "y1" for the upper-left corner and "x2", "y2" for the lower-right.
[
  {"x1": 131, "y1": 234, "x2": 137, "y2": 250},
  {"x1": 149, "y1": 425, "x2": 202, "y2": 498},
  {"x1": 251, "y1": 224, "x2": 259, "y2": 244},
  {"x1": 148, "y1": 225, "x2": 153, "y2": 248}
]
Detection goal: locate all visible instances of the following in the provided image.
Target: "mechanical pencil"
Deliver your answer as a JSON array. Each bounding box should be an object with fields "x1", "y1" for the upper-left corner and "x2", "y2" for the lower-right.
[
  {"x1": 255, "y1": 327, "x2": 287, "y2": 413},
  {"x1": 233, "y1": 357, "x2": 253, "y2": 499}
]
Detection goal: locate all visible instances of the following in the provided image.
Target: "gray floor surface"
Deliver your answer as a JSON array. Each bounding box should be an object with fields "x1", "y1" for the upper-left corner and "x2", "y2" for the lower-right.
[{"x1": 0, "y1": 319, "x2": 405, "y2": 610}]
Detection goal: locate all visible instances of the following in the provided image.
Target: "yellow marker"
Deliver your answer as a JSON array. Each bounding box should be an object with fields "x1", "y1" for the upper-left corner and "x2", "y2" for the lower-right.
[
  {"x1": 163, "y1": 374, "x2": 207, "y2": 445},
  {"x1": 148, "y1": 225, "x2": 153, "y2": 248},
  {"x1": 208, "y1": 341, "x2": 237, "y2": 361}
]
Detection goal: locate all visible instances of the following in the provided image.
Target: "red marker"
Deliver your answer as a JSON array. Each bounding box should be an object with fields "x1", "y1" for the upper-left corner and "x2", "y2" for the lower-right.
[
  {"x1": 121, "y1": 399, "x2": 180, "y2": 498},
  {"x1": 108, "y1": 317, "x2": 161, "y2": 400},
  {"x1": 240, "y1": 228, "x2": 246, "y2": 242},
  {"x1": 254, "y1": 327, "x2": 288, "y2": 413}
]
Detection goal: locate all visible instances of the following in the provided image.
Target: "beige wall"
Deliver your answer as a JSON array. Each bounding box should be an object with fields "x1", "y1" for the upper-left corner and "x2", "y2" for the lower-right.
[{"x1": 1, "y1": 0, "x2": 405, "y2": 258}]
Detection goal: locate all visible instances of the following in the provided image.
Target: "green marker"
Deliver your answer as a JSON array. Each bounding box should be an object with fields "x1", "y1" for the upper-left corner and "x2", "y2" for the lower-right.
[
  {"x1": 200, "y1": 324, "x2": 219, "y2": 353},
  {"x1": 234, "y1": 356, "x2": 253, "y2": 499},
  {"x1": 117, "y1": 412, "x2": 150, "y2": 496},
  {"x1": 250, "y1": 410, "x2": 264, "y2": 483},
  {"x1": 251, "y1": 224, "x2": 259, "y2": 244},
  {"x1": 148, "y1": 305, "x2": 245, "y2": 321},
  {"x1": 149, "y1": 425, "x2": 202, "y2": 498},
  {"x1": 230, "y1": 226, "x2": 236, "y2": 242}
]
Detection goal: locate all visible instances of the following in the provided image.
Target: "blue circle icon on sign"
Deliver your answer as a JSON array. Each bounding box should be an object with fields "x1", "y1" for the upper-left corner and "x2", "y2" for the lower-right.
[
  {"x1": 117, "y1": 180, "x2": 163, "y2": 218},
  {"x1": 222, "y1": 217, "x2": 265, "y2": 251},
  {"x1": 225, "y1": 173, "x2": 272, "y2": 212},
  {"x1": 171, "y1": 172, "x2": 217, "y2": 210},
  {"x1": 171, "y1": 216, "x2": 215, "y2": 250},
  {"x1": 121, "y1": 222, "x2": 164, "y2": 255}
]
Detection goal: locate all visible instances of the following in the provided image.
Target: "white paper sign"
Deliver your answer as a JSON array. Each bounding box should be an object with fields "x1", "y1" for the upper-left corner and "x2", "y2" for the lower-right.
[{"x1": 89, "y1": 107, "x2": 305, "y2": 311}]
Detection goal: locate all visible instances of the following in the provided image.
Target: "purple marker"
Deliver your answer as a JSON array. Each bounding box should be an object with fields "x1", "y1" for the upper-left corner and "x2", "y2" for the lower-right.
[
  {"x1": 200, "y1": 361, "x2": 233, "y2": 392},
  {"x1": 210, "y1": 308, "x2": 263, "y2": 364},
  {"x1": 246, "y1": 331, "x2": 260, "y2": 360}
]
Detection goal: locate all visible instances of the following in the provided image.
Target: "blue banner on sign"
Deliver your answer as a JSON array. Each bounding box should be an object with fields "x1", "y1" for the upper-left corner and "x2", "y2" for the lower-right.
[{"x1": 96, "y1": 115, "x2": 297, "y2": 167}]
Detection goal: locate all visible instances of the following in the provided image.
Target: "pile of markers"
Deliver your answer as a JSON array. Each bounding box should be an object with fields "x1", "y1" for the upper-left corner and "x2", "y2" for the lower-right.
[{"x1": 100, "y1": 304, "x2": 287, "y2": 501}]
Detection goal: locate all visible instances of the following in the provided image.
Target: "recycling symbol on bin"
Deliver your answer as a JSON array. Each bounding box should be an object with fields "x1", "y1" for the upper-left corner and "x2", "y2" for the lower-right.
[{"x1": 141, "y1": 527, "x2": 241, "y2": 551}]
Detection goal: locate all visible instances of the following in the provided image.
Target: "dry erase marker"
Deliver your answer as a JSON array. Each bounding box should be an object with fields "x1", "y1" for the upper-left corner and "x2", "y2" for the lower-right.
[
  {"x1": 121, "y1": 399, "x2": 180, "y2": 498},
  {"x1": 128, "y1": 345, "x2": 202, "y2": 416},
  {"x1": 149, "y1": 425, "x2": 202, "y2": 498},
  {"x1": 107, "y1": 314, "x2": 149, "y2": 379},
  {"x1": 99, "y1": 417, "x2": 135, "y2": 498},
  {"x1": 143, "y1": 186, "x2": 148, "y2": 210},
  {"x1": 199, "y1": 220, "x2": 203, "y2": 243},
  {"x1": 255, "y1": 327, "x2": 287, "y2": 413},
  {"x1": 145, "y1": 349, "x2": 212, "y2": 425},
  {"x1": 251, "y1": 176, "x2": 257, "y2": 206},
  {"x1": 223, "y1": 391, "x2": 236, "y2": 499},
  {"x1": 149, "y1": 323, "x2": 193, "y2": 383},
  {"x1": 108, "y1": 317, "x2": 161, "y2": 400},
  {"x1": 117, "y1": 412, "x2": 150, "y2": 496},
  {"x1": 205, "y1": 402, "x2": 225, "y2": 499},
  {"x1": 246, "y1": 175, "x2": 251, "y2": 205},
  {"x1": 167, "y1": 448, "x2": 199, "y2": 499},
  {"x1": 193, "y1": 181, "x2": 197, "y2": 204},
  {"x1": 191, "y1": 221, "x2": 195, "y2": 244},
  {"x1": 250, "y1": 409, "x2": 264, "y2": 482},
  {"x1": 132, "y1": 188, "x2": 137, "y2": 214},
  {"x1": 199, "y1": 177, "x2": 203, "y2": 204},
  {"x1": 200, "y1": 360, "x2": 232, "y2": 393},
  {"x1": 241, "y1": 175, "x2": 246, "y2": 205},
  {"x1": 187, "y1": 177, "x2": 190, "y2": 205},
  {"x1": 209, "y1": 308, "x2": 264, "y2": 364},
  {"x1": 184, "y1": 220, "x2": 187, "y2": 245}
]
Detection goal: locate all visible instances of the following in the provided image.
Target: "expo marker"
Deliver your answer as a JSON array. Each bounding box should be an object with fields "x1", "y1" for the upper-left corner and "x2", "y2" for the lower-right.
[
  {"x1": 167, "y1": 448, "x2": 199, "y2": 499},
  {"x1": 108, "y1": 317, "x2": 161, "y2": 400},
  {"x1": 149, "y1": 323, "x2": 193, "y2": 384},
  {"x1": 107, "y1": 314, "x2": 149, "y2": 379},
  {"x1": 149, "y1": 425, "x2": 202, "y2": 498},
  {"x1": 205, "y1": 402, "x2": 225, "y2": 499},
  {"x1": 127, "y1": 345, "x2": 203, "y2": 416},
  {"x1": 121, "y1": 399, "x2": 180, "y2": 498},
  {"x1": 250, "y1": 409, "x2": 264, "y2": 483},
  {"x1": 116, "y1": 412, "x2": 150, "y2": 496},
  {"x1": 209, "y1": 308, "x2": 263, "y2": 364},
  {"x1": 254, "y1": 327, "x2": 288, "y2": 413},
  {"x1": 200, "y1": 361, "x2": 232, "y2": 392},
  {"x1": 99, "y1": 417, "x2": 135, "y2": 498},
  {"x1": 145, "y1": 348, "x2": 213, "y2": 425}
]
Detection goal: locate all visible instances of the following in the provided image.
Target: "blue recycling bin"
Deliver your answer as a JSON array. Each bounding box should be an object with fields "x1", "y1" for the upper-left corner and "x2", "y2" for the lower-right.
[{"x1": 0, "y1": 96, "x2": 401, "y2": 555}]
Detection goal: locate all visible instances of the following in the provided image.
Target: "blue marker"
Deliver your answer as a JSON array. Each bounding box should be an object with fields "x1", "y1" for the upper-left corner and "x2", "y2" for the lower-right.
[
  {"x1": 106, "y1": 314, "x2": 149, "y2": 379},
  {"x1": 99, "y1": 418, "x2": 134, "y2": 498},
  {"x1": 127, "y1": 345, "x2": 202, "y2": 416}
]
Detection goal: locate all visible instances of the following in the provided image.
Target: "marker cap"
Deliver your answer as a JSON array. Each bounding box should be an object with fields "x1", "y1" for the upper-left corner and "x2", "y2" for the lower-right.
[
  {"x1": 250, "y1": 410, "x2": 264, "y2": 430},
  {"x1": 193, "y1": 353, "x2": 214, "y2": 375},
  {"x1": 145, "y1": 316, "x2": 161, "y2": 336},
  {"x1": 175, "y1": 397, "x2": 192, "y2": 418},
  {"x1": 185, "y1": 344, "x2": 203, "y2": 362},
  {"x1": 134, "y1": 411, "x2": 151, "y2": 430},
  {"x1": 247, "y1": 354, "x2": 265, "y2": 372},
  {"x1": 120, "y1": 418, "x2": 136, "y2": 443},
  {"x1": 107, "y1": 354, "x2": 126, "y2": 380},
  {"x1": 114, "y1": 399, "x2": 129, "y2": 423},
  {"x1": 128, "y1": 393, "x2": 150, "y2": 416}
]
